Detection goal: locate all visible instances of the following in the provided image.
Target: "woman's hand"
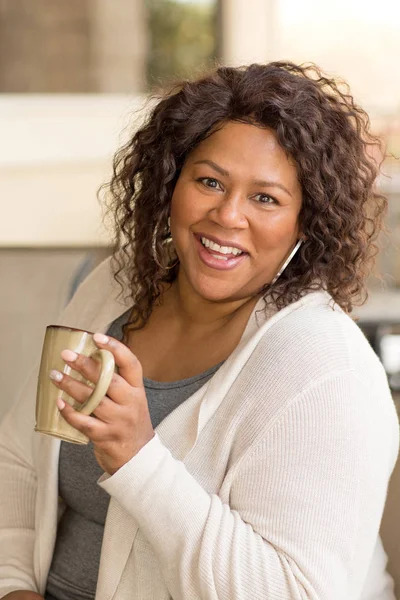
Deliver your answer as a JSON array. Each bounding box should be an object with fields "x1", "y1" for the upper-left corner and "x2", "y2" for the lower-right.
[
  {"x1": 49, "y1": 333, "x2": 155, "y2": 475},
  {"x1": 2, "y1": 592, "x2": 44, "y2": 600}
]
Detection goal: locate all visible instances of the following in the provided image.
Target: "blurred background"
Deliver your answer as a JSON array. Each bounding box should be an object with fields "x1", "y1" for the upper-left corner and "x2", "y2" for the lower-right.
[{"x1": 0, "y1": 0, "x2": 399, "y2": 419}]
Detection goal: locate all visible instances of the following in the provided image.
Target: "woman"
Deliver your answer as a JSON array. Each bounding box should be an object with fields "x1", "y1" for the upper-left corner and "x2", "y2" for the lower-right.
[{"x1": 0, "y1": 62, "x2": 398, "y2": 600}]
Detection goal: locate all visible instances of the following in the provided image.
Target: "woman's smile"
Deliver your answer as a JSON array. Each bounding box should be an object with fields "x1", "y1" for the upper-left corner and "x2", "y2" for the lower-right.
[{"x1": 193, "y1": 232, "x2": 249, "y2": 271}]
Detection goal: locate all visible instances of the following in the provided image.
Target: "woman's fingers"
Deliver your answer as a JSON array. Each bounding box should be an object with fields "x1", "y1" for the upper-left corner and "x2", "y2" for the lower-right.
[
  {"x1": 60, "y1": 346, "x2": 136, "y2": 407},
  {"x1": 60, "y1": 334, "x2": 144, "y2": 392},
  {"x1": 49, "y1": 369, "x2": 93, "y2": 404},
  {"x1": 49, "y1": 370, "x2": 119, "y2": 423},
  {"x1": 93, "y1": 333, "x2": 143, "y2": 389},
  {"x1": 60, "y1": 349, "x2": 102, "y2": 384},
  {"x1": 57, "y1": 398, "x2": 111, "y2": 441}
]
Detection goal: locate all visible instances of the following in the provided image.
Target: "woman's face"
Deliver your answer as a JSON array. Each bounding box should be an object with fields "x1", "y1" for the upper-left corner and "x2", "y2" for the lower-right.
[{"x1": 170, "y1": 121, "x2": 303, "y2": 304}]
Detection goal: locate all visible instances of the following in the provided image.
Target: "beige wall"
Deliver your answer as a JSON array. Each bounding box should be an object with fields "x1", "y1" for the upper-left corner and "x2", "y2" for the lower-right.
[
  {"x1": 0, "y1": 0, "x2": 147, "y2": 93},
  {"x1": 0, "y1": 0, "x2": 93, "y2": 92}
]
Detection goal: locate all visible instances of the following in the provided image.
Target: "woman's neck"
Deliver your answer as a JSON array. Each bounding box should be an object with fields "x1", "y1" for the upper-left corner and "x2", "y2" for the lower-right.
[{"x1": 159, "y1": 277, "x2": 259, "y2": 337}]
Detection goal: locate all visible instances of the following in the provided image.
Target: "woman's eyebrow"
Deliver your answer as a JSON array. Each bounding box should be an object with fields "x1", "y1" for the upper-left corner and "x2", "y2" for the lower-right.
[
  {"x1": 194, "y1": 159, "x2": 230, "y2": 177},
  {"x1": 253, "y1": 178, "x2": 292, "y2": 197},
  {"x1": 193, "y1": 159, "x2": 292, "y2": 198}
]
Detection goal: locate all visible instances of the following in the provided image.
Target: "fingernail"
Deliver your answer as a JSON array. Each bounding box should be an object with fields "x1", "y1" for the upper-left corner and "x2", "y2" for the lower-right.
[
  {"x1": 49, "y1": 369, "x2": 63, "y2": 382},
  {"x1": 61, "y1": 349, "x2": 78, "y2": 362},
  {"x1": 56, "y1": 397, "x2": 65, "y2": 410},
  {"x1": 94, "y1": 333, "x2": 109, "y2": 345}
]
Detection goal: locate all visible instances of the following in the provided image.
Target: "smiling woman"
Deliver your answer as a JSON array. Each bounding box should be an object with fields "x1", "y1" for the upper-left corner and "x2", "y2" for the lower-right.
[{"x1": 0, "y1": 62, "x2": 398, "y2": 600}]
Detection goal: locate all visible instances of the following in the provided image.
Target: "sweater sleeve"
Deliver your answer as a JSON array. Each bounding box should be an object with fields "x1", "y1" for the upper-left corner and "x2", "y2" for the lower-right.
[
  {"x1": 99, "y1": 370, "x2": 398, "y2": 600},
  {"x1": 0, "y1": 369, "x2": 39, "y2": 598}
]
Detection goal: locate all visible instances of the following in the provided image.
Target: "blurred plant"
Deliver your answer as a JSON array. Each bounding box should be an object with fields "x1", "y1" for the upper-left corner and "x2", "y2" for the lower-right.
[{"x1": 146, "y1": 0, "x2": 218, "y2": 88}]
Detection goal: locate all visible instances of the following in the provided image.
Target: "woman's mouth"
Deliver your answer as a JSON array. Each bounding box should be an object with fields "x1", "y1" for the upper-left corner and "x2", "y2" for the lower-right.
[{"x1": 194, "y1": 234, "x2": 248, "y2": 271}]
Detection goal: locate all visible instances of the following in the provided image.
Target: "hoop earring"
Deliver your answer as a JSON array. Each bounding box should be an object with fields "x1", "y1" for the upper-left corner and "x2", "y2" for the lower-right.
[
  {"x1": 270, "y1": 239, "x2": 303, "y2": 285},
  {"x1": 152, "y1": 216, "x2": 180, "y2": 271}
]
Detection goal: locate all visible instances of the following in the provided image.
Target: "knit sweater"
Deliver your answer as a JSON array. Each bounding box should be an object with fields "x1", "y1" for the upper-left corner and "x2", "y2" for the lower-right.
[{"x1": 0, "y1": 257, "x2": 398, "y2": 600}]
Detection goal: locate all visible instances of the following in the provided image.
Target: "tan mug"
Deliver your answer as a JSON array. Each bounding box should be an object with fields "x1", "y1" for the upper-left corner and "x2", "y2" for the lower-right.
[{"x1": 35, "y1": 325, "x2": 115, "y2": 444}]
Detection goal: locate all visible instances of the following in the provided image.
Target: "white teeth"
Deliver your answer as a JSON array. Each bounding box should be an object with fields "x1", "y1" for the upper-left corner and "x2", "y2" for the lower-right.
[
  {"x1": 211, "y1": 254, "x2": 228, "y2": 261},
  {"x1": 201, "y1": 236, "x2": 243, "y2": 256}
]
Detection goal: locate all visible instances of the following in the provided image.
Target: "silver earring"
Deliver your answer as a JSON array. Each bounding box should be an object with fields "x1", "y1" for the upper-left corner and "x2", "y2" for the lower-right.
[
  {"x1": 152, "y1": 215, "x2": 179, "y2": 270},
  {"x1": 270, "y1": 239, "x2": 303, "y2": 285},
  {"x1": 165, "y1": 217, "x2": 173, "y2": 244}
]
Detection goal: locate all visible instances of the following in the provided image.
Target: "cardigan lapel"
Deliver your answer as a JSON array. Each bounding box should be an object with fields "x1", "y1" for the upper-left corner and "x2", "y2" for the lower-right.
[
  {"x1": 96, "y1": 499, "x2": 140, "y2": 600},
  {"x1": 35, "y1": 435, "x2": 61, "y2": 594}
]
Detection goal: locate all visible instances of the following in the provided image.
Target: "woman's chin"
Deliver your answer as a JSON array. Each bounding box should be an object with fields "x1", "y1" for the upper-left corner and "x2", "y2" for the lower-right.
[{"x1": 184, "y1": 275, "x2": 252, "y2": 305}]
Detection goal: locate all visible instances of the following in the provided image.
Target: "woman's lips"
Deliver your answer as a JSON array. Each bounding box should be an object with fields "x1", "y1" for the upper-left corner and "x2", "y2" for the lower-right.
[
  {"x1": 195, "y1": 232, "x2": 249, "y2": 255},
  {"x1": 194, "y1": 234, "x2": 248, "y2": 271}
]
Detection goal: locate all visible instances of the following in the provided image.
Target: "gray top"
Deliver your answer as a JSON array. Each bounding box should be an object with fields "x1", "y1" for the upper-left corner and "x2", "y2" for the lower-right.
[{"x1": 45, "y1": 310, "x2": 223, "y2": 600}]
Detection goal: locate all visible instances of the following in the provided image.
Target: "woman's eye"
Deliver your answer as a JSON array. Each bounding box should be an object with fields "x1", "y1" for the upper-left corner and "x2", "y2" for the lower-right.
[
  {"x1": 198, "y1": 177, "x2": 222, "y2": 190},
  {"x1": 254, "y1": 193, "x2": 278, "y2": 205}
]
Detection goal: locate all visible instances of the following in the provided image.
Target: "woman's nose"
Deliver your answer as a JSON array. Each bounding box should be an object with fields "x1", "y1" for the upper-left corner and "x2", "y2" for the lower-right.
[{"x1": 209, "y1": 192, "x2": 248, "y2": 229}]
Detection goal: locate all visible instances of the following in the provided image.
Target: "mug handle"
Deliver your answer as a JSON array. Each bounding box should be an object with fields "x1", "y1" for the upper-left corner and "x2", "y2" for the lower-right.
[{"x1": 77, "y1": 348, "x2": 115, "y2": 415}]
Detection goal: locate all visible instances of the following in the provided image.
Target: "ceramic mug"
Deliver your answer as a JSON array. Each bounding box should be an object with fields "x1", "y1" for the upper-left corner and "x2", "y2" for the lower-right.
[{"x1": 35, "y1": 325, "x2": 115, "y2": 444}]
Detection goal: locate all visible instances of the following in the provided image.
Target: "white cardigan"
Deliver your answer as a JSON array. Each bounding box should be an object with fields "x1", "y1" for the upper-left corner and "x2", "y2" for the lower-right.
[{"x1": 0, "y1": 258, "x2": 398, "y2": 600}]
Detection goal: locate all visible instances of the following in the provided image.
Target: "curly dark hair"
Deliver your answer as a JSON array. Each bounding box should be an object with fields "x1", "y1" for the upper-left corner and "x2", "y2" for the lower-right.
[{"x1": 102, "y1": 61, "x2": 386, "y2": 328}]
